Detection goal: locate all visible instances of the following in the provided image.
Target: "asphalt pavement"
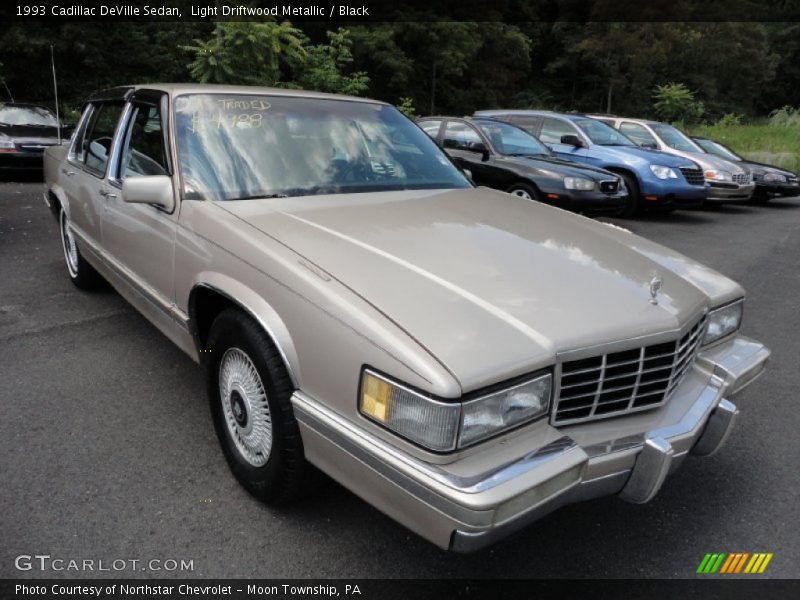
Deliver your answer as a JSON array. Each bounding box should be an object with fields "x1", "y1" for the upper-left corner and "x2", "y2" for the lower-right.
[{"x1": 1, "y1": 176, "x2": 798, "y2": 578}]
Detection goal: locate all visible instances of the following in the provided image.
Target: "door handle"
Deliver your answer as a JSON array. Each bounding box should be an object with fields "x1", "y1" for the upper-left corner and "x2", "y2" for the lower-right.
[
  {"x1": 99, "y1": 189, "x2": 118, "y2": 199},
  {"x1": 61, "y1": 168, "x2": 76, "y2": 177}
]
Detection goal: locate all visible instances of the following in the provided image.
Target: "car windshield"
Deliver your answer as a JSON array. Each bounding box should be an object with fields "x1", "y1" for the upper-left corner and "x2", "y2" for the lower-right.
[
  {"x1": 174, "y1": 94, "x2": 470, "y2": 201},
  {"x1": 651, "y1": 123, "x2": 702, "y2": 153},
  {"x1": 695, "y1": 138, "x2": 742, "y2": 162},
  {"x1": 0, "y1": 105, "x2": 58, "y2": 127},
  {"x1": 474, "y1": 120, "x2": 551, "y2": 157},
  {"x1": 573, "y1": 118, "x2": 634, "y2": 146}
]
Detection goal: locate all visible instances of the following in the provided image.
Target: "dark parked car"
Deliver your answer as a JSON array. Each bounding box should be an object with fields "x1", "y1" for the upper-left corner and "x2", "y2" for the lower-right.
[
  {"x1": 692, "y1": 136, "x2": 800, "y2": 203},
  {"x1": 0, "y1": 103, "x2": 70, "y2": 171},
  {"x1": 417, "y1": 116, "x2": 628, "y2": 215}
]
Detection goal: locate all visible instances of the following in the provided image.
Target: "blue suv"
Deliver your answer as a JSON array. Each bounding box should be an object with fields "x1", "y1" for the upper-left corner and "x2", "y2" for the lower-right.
[{"x1": 474, "y1": 110, "x2": 709, "y2": 215}]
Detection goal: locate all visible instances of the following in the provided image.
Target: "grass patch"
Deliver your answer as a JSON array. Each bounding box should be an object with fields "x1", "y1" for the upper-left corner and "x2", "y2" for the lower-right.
[{"x1": 689, "y1": 122, "x2": 800, "y2": 172}]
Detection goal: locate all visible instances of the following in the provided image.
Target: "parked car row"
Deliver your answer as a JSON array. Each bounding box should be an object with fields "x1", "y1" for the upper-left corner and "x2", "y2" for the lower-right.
[
  {"x1": 416, "y1": 109, "x2": 798, "y2": 216},
  {"x1": 42, "y1": 84, "x2": 772, "y2": 552}
]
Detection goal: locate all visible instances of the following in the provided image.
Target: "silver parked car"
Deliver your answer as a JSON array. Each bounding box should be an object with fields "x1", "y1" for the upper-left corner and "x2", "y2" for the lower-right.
[
  {"x1": 590, "y1": 116, "x2": 756, "y2": 203},
  {"x1": 43, "y1": 85, "x2": 769, "y2": 552}
]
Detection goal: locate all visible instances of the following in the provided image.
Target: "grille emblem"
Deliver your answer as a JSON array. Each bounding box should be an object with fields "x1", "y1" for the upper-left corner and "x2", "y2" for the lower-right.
[{"x1": 649, "y1": 276, "x2": 663, "y2": 305}]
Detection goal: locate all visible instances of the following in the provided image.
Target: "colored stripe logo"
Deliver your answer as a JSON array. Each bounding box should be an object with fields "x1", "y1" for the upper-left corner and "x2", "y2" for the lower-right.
[{"x1": 697, "y1": 552, "x2": 773, "y2": 574}]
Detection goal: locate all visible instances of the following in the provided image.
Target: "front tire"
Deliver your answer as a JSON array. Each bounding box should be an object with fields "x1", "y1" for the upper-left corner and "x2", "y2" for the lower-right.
[
  {"x1": 506, "y1": 182, "x2": 542, "y2": 202},
  {"x1": 59, "y1": 207, "x2": 104, "y2": 289},
  {"x1": 616, "y1": 172, "x2": 641, "y2": 217},
  {"x1": 206, "y1": 308, "x2": 308, "y2": 504}
]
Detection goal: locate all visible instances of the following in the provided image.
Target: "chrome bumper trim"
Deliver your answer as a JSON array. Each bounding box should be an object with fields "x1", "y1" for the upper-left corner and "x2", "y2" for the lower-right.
[
  {"x1": 692, "y1": 398, "x2": 739, "y2": 456},
  {"x1": 618, "y1": 437, "x2": 674, "y2": 503}
]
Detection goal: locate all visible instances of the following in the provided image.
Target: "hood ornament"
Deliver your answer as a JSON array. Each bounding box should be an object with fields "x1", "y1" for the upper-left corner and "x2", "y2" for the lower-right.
[{"x1": 649, "y1": 276, "x2": 663, "y2": 305}]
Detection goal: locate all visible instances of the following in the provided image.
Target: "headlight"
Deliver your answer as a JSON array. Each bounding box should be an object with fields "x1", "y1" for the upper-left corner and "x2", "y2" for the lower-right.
[
  {"x1": 703, "y1": 300, "x2": 744, "y2": 346},
  {"x1": 763, "y1": 172, "x2": 787, "y2": 183},
  {"x1": 705, "y1": 169, "x2": 732, "y2": 182},
  {"x1": 650, "y1": 165, "x2": 678, "y2": 179},
  {"x1": 359, "y1": 369, "x2": 551, "y2": 451},
  {"x1": 563, "y1": 176, "x2": 595, "y2": 191},
  {"x1": 0, "y1": 138, "x2": 16, "y2": 150}
]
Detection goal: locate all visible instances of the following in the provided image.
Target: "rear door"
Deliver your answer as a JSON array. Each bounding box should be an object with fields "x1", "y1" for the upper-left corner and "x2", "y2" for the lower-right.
[{"x1": 101, "y1": 91, "x2": 177, "y2": 309}]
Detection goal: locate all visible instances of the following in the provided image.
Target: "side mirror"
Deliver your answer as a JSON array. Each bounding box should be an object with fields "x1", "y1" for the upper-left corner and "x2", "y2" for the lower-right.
[
  {"x1": 640, "y1": 141, "x2": 658, "y2": 149},
  {"x1": 467, "y1": 141, "x2": 490, "y2": 161},
  {"x1": 122, "y1": 175, "x2": 175, "y2": 212},
  {"x1": 560, "y1": 134, "x2": 584, "y2": 148}
]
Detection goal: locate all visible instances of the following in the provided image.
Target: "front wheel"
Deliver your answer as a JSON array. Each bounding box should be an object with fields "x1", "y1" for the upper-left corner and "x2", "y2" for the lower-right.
[
  {"x1": 506, "y1": 182, "x2": 542, "y2": 202},
  {"x1": 59, "y1": 207, "x2": 104, "y2": 289},
  {"x1": 616, "y1": 173, "x2": 641, "y2": 217},
  {"x1": 206, "y1": 308, "x2": 309, "y2": 504}
]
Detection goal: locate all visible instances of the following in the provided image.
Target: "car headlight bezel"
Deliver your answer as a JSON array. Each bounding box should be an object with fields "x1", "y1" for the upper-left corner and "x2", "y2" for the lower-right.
[
  {"x1": 705, "y1": 169, "x2": 733, "y2": 182},
  {"x1": 763, "y1": 172, "x2": 788, "y2": 183},
  {"x1": 0, "y1": 137, "x2": 16, "y2": 150},
  {"x1": 650, "y1": 165, "x2": 678, "y2": 180},
  {"x1": 703, "y1": 299, "x2": 744, "y2": 347},
  {"x1": 358, "y1": 368, "x2": 552, "y2": 452},
  {"x1": 563, "y1": 176, "x2": 596, "y2": 191}
]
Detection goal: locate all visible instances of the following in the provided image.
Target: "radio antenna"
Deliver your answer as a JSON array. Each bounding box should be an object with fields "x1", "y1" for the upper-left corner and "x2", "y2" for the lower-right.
[{"x1": 50, "y1": 44, "x2": 61, "y2": 144}]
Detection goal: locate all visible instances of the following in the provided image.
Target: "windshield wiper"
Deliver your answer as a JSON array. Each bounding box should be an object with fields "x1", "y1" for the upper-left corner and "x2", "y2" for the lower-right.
[{"x1": 225, "y1": 193, "x2": 288, "y2": 201}]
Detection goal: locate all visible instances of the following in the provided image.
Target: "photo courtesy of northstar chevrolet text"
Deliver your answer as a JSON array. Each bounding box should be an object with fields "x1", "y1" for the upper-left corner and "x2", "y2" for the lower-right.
[{"x1": 1, "y1": 0, "x2": 797, "y2": 593}]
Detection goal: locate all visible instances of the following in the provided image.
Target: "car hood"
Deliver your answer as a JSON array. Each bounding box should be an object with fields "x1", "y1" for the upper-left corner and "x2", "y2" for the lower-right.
[
  {"x1": 741, "y1": 160, "x2": 797, "y2": 179},
  {"x1": 588, "y1": 144, "x2": 698, "y2": 168},
  {"x1": 218, "y1": 187, "x2": 739, "y2": 391},
  {"x1": 506, "y1": 155, "x2": 618, "y2": 180},
  {"x1": 664, "y1": 149, "x2": 747, "y2": 174}
]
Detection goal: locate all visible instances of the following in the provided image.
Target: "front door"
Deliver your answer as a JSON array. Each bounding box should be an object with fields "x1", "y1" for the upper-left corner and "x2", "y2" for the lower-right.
[{"x1": 101, "y1": 95, "x2": 178, "y2": 312}]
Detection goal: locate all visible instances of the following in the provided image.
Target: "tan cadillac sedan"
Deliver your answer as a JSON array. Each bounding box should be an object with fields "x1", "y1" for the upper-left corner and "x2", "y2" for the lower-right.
[{"x1": 43, "y1": 84, "x2": 770, "y2": 552}]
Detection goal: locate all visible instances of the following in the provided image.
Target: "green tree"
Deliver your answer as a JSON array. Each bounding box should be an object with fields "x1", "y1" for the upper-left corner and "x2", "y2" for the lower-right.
[
  {"x1": 396, "y1": 97, "x2": 416, "y2": 118},
  {"x1": 292, "y1": 29, "x2": 369, "y2": 95},
  {"x1": 653, "y1": 82, "x2": 704, "y2": 123},
  {"x1": 182, "y1": 21, "x2": 306, "y2": 85}
]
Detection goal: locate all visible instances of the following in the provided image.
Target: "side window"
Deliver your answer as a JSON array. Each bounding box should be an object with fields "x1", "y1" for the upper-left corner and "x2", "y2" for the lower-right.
[
  {"x1": 504, "y1": 116, "x2": 541, "y2": 135},
  {"x1": 68, "y1": 104, "x2": 96, "y2": 162},
  {"x1": 620, "y1": 122, "x2": 657, "y2": 146},
  {"x1": 419, "y1": 119, "x2": 442, "y2": 140},
  {"x1": 119, "y1": 104, "x2": 168, "y2": 178},
  {"x1": 82, "y1": 102, "x2": 125, "y2": 175},
  {"x1": 442, "y1": 121, "x2": 482, "y2": 150},
  {"x1": 539, "y1": 118, "x2": 577, "y2": 144}
]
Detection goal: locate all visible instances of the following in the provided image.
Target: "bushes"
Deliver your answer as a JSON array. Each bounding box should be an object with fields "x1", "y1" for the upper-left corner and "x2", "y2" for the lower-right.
[
  {"x1": 653, "y1": 83, "x2": 704, "y2": 124},
  {"x1": 768, "y1": 106, "x2": 800, "y2": 127}
]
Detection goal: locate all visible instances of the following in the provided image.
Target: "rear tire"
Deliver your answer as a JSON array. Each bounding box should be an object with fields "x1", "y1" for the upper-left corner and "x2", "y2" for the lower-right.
[
  {"x1": 59, "y1": 207, "x2": 105, "y2": 290},
  {"x1": 506, "y1": 182, "x2": 542, "y2": 202},
  {"x1": 616, "y1": 172, "x2": 641, "y2": 217},
  {"x1": 206, "y1": 308, "x2": 308, "y2": 504}
]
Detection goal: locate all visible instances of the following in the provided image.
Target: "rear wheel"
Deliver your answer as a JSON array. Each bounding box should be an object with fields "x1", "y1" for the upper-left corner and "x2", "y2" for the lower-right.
[
  {"x1": 506, "y1": 182, "x2": 542, "y2": 202},
  {"x1": 616, "y1": 172, "x2": 641, "y2": 217},
  {"x1": 59, "y1": 207, "x2": 104, "y2": 289},
  {"x1": 206, "y1": 308, "x2": 308, "y2": 504}
]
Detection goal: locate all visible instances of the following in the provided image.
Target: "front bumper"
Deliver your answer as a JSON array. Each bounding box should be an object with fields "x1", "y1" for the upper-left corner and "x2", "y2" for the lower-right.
[
  {"x1": 293, "y1": 335, "x2": 769, "y2": 552},
  {"x1": 706, "y1": 181, "x2": 756, "y2": 203},
  {"x1": 540, "y1": 188, "x2": 629, "y2": 215},
  {"x1": 0, "y1": 152, "x2": 45, "y2": 170},
  {"x1": 754, "y1": 181, "x2": 800, "y2": 199}
]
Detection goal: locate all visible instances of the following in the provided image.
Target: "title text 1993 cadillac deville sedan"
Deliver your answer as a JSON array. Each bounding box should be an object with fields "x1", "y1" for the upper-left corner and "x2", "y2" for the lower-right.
[{"x1": 43, "y1": 84, "x2": 770, "y2": 552}]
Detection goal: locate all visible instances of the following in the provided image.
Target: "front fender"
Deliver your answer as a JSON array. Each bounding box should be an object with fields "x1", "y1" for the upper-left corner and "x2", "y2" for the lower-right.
[{"x1": 188, "y1": 272, "x2": 302, "y2": 386}]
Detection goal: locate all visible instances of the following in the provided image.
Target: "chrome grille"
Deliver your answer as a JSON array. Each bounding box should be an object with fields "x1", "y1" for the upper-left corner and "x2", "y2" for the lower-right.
[
  {"x1": 733, "y1": 173, "x2": 751, "y2": 185},
  {"x1": 599, "y1": 180, "x2": 619, "y2": 194},
  {"x1": 552, "y1": 313, "x2": 708, "y2": 425},
  {"x1": 679, "y1": 167, "x2": 705, "y2": 185}
]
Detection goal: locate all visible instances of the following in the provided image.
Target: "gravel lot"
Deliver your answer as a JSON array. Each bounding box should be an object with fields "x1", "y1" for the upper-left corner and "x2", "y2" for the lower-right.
[{"x1": 1, "y1": 176, "x2": 798, "y2": 578}]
